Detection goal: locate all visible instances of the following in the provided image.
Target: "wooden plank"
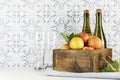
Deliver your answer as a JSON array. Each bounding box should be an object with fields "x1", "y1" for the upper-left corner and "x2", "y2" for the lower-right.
[{"x1": 53, "y1": 49, "x2": 92, "y2": 57}]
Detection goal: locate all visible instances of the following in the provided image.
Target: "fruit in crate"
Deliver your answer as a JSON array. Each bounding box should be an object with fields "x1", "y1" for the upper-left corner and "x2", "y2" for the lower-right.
[
  {"x1": 60, "y1": 44, "x2": 69, "y2": 49},
  {"x1": 60, "y1": 32, "x2": 103, "y2": 50},
  {"x1": 88, "y1": 36, "x2": 103, "y2": 49},
  {"x1": 69, "y1": 37, "x2": 84, "y2": 49},
  {"x1": 80, "y1": 32, "x2": 89, "y2": 45},
  {"x1": 82, "y1": 47, "x2": 94, "y2": 50}
]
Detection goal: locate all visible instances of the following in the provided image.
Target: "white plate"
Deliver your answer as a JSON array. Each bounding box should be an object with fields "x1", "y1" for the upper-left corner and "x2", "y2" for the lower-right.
[{"x1": 44, "y1": 68, "x2": 120, "y2": 79}]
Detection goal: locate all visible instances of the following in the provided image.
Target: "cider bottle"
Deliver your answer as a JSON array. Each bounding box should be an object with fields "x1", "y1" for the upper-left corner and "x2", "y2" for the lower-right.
[
  {"x1": 82, "y1": 10, "x2": 92, "y2": 36},
  {"x1": 93, "y1": 9, "x2": 107, "y2": 48}
]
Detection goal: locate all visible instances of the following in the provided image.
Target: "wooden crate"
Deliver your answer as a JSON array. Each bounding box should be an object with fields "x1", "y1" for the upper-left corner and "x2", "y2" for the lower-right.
[{"x1": 53, "y1": 48, "x2": 112, "y2": 72}]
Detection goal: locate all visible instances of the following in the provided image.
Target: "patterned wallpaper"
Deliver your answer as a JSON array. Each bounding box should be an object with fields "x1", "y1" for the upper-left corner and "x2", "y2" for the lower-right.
[{"x1": 0, "y1": 0, "x2": 120, "y2": 67}]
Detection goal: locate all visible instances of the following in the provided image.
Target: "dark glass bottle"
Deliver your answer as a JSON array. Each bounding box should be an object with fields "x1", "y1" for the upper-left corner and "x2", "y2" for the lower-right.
[
  {"x1": 93, "y1": 9, "x2": 107, "y2": 48},
  {"x1": 82, "y1": 10, "x2": 92, "y2": 36}
]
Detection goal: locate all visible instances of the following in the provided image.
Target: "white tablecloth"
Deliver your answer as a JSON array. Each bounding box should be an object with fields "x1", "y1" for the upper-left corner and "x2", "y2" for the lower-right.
[{"x1": 0, "y1": 68, "x2": 116, "y2": 80}]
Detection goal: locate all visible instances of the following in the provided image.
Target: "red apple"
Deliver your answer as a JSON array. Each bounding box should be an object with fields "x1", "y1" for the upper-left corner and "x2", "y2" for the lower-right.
[
  {"x1": 88, "y1": 36, "x2": 103, "y2": 50},
  {"x1": 80, "y1": 32, "x2": 89, "y2": 45}
]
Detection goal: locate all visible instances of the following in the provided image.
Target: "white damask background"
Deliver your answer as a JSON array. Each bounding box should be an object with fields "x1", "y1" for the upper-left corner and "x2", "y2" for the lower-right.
[{"x1": 0, "y1": 0, "x2": 120, "y2": 67}]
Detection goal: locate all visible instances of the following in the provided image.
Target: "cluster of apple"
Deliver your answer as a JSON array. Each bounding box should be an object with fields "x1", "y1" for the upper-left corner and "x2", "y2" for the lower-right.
[{"x1": 60, "y1": 32, "x2": 103, "y2": 50}]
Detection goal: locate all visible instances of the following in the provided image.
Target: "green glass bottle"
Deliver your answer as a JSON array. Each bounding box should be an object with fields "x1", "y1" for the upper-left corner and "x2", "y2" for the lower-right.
[
  {"x1": 93, "y1": 9, "x2": 107, "y2": 48},
  {"x1": 82, "y1": 10, "x2": 92, "y2": 36}
]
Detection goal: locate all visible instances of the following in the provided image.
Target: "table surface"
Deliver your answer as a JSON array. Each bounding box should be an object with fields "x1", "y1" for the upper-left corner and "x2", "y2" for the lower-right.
[{"x1": 0, "y1": 68, "x2": 114, "y2": 80}]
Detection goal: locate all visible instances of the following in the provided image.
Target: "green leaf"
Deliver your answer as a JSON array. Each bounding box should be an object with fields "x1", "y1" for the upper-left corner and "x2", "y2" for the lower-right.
[
  {"x1": 74, "y1": 34, "x2": 80, "y2": 37},
  {"x1": 111, "y1": 60, "x2": 119, "y2": 70},
  {"x1": 100, "y1": 60, "x2": 120, "y2": 72},
  {"x1": 61, "y1": 33, "x2": 69, "y2": 43},
  {"x1": 101, "y1": 65, "x2": 115, "y2": 72},
  {"x1": 68, "y1": 33, "x2": 75, "y2": 41}
]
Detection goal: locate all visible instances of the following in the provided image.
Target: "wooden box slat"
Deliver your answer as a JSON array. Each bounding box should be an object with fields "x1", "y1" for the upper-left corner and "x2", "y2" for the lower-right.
[{"x1": 53, "y1": 48, "x2": 112, "y2": 72}]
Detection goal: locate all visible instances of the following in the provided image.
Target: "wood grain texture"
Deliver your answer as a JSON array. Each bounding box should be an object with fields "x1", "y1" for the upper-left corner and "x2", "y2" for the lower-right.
[{"x1": 53, "y1": 48, "x2": 112, "y2": 73}]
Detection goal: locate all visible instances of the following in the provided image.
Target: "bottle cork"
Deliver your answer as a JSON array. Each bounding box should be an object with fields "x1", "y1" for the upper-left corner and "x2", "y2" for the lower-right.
[
  {"x1": 96, "y1": 9, "x2": 101, "y2": 13},
  {"x1": 84, "y1": 9, "x2": 89, "y2": 13}
]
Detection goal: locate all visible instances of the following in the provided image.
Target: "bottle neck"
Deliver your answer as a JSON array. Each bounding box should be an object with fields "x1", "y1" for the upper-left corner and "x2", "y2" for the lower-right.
[
  {"x1": 83, "y1": 13, "x2": 90, "y2": 27},
  {"x1": 96, "y1": 13, "x2": 102, "y2": 28},
  {"x1": 83, "y1": 13, "x2": 92, "y2": 36}
]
